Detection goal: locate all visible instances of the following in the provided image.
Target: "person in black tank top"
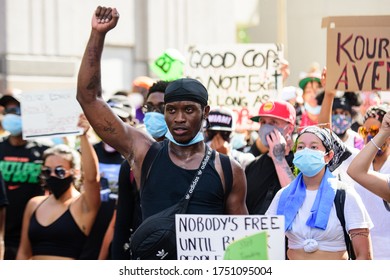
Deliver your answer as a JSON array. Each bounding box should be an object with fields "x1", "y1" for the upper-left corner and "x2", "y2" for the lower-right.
[
  {"x1": 16, "y1": 114, "x2": 101, "y2": 260},
  {"x1": 76, "y1": 8, "x2": 249, "y2": 216},
  {"x1": 77, "y1": 8, "x2": 248, "y2": 259}
]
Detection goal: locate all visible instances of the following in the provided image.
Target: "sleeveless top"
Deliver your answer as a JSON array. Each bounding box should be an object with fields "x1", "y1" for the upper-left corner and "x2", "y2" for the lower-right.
[
  {"x1": 28, "y1": 199, "x2": 87, "y2": 259},
  {"x1": 140, "y1": 140, "x2": 225, "y2": 220}
]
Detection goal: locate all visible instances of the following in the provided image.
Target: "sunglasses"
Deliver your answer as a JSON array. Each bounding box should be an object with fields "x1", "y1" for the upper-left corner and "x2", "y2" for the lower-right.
[
  {"x1": 358, "y1": 125, "x2": 380, "y2": 138},
  {"x1": 41, "y1": 166, "x2": 72, "y2": 180}
]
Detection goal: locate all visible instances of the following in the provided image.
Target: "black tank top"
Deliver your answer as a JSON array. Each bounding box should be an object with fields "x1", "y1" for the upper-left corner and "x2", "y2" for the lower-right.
[
  {"x1": 28, "y1": 199, "x2": 87, "y2": 259},
  {"x1": 141, "y1": 141, "x2": 225, "y2": 220}
]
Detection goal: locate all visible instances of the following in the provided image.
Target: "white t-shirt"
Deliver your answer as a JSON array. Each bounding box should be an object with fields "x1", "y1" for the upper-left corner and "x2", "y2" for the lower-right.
[
  {"x1": 266, "y1": 179, "x2": 373, "y2": 252},
  {"x1": 354, "y1": 158, "x2": 390, "y2": 259}
]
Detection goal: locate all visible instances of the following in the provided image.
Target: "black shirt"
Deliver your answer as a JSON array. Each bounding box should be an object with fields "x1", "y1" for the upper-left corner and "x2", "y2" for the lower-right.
[{"x1": 245, "y1": 151, "x2": 294, "y2": 214}]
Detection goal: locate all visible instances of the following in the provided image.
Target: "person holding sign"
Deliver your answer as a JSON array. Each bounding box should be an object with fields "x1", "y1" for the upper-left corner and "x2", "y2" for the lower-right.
[
  {"x1": 0, "y1": 93, "x2": 52, "y2": 260},
  {"x1": 76, "y1": 6, "x2": 248, "y2": 259},
  {"x1": 16, "y1": 114, "x2": 101, "y2": 260},
  {"x1": 266, "y1": 126, "x2": 373, "y2": 260}
]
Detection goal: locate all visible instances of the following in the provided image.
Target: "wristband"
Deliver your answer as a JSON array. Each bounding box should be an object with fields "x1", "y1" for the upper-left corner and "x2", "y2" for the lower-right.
[{"x1": 370, "y1": 138, "x2": 382, "y2": 151}]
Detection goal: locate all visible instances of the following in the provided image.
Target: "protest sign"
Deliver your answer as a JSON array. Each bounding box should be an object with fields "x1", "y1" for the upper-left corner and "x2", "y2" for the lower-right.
[
  {"x1": 150, "y1": 48, "x2": 185, "y2": 81},
  {"x1": 176, "y1": 214, "x2": 285, "y2": 260},
  {"x1": 223, "y1": 231, "x2": 268, "y2": 260},
  {"x1": 20, "y1": 89, "x2": 83, "y2": 140},
  {"x1": 322, "y1": 15, "x2": 390, "y2": 91},
  {"x1": 184, "y1": 44, "x2": 284, "y2": 131}
]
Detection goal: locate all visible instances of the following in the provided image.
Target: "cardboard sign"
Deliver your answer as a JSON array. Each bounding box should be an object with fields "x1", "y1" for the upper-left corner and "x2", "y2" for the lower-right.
[
  {"x1": 184, "y1": 44, "x2": 284, "y2": 131},
  {"x1": 20, "y1": 89, "x2": 83, "y2": 140},
  {"x1": 322, "y1": 15, "x2": 390, "y2": 91},
  {"x1": 175, "y1": 214, "x2": 285, "y2": 260}
]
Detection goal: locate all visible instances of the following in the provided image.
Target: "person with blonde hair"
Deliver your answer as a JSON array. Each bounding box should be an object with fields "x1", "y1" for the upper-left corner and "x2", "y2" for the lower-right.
[{"x1": 16, "y1": 115, "x2": 101, "y2": 260}]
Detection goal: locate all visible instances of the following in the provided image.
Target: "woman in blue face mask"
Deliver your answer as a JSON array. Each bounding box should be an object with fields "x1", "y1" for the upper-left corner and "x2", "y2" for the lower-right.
[{"x1": 266, "y1": 126, "x2": 373, "y2": 260}]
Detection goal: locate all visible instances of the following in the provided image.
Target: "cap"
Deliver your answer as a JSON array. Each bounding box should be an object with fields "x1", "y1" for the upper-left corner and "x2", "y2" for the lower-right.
[
  {"x1": 164, "y1": 78, "x2": 208, "y2": 106},
  {"x1": 298, "y1": 72, "x2": 321, "y2": 90},
  {"x1": 251, "y1": 100, "x2": 296, "y2": 125},
  {"x1": 107, "y1": 95, "x2": 132, "y2": 119},
  {"x1": 207, "y1": 107, "x2": 233, "y2": 131}
]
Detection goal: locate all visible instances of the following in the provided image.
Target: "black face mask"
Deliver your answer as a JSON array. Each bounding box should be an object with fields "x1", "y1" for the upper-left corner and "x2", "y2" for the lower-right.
[{"x1": 45, "y1": 176, "x2": 73, "y2": 199}]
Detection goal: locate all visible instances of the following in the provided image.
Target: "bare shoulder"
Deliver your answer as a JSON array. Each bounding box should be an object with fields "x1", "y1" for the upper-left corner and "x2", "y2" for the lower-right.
[
  {"x1": 214, "y1": 152, "x2": 244, "y2": 183},
  {"x1": 25, "y1": 195, "x2": 47, "y2": 213}
]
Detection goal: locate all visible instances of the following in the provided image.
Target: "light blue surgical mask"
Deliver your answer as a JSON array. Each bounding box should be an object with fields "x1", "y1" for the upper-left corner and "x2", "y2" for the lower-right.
[
  {"x1": 2, "y1": 114, "x2": 22, "y2": 136},
  {"x1": 293, "y1": 148, "x2": 327, "y2": 177},
  {"x1": 165, "y1": 130, "x2": 204, "y2": 146},
  {"x1": 258, "y1": 124, "x2": 285, "y2": 148},
  {"x1": 144, "y1": 112, "x2": 168, "y2": 139},
  {"x1": 304, "y1": 103, "x2": 321, "y2": 115}
]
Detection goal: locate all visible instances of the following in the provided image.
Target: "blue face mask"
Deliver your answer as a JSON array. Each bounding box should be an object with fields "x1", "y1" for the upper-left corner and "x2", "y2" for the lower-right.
[
  {"x1": 144, "y1": 112, "x2": 168, "y2": 139},
  {"x1": 293, "y1": 148, "x2": 327, "y2": 177},
  {"x1": 165, "y1": 130, "x2": 204, "y2": 146},
  {"x1": 304, "y1": 103, "x2": 321, "y2": 115},
  {"x1": 258, "y1": 124, "x2": 285, "y2": 148},
  {"x1": 2, "y1": 114, "x2": 22, "y2": 136}
]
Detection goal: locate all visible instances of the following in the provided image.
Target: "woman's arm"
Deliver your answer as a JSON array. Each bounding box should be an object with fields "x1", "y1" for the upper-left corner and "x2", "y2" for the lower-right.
[
  {"x1": 347, "y1": 111, "x2": 390, "y2": 202},
  {"x1": 16, "y1": 198, "x2": 39, "y2": 260},
  {"x1": 349, "y1": 228, "x2": 372, "y2": 260},
  {"x1": 78, "y1": 114, "x2": 101, "y2": 218}
]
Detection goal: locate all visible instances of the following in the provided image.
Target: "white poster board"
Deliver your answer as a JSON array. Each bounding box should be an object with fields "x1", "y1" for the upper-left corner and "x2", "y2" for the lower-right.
[
  {"x1": 176, "y1": 214, "x2": 285, "y2": 260},
  {"x1": 20, "y1": 89, "x2": 83, "y2": 140},
  {"x1": 184, "y1": 44, "x2": 284, "y2": 131}
]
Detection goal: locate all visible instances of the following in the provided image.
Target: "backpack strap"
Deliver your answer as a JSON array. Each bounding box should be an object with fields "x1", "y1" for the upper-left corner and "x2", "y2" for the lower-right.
[
  {"x1": 219, "y1": 153, "x2": 233, "y2": 206},
  {"x1": 140, "y1": 141, "x2": 164, "y2": 191},
  {"x1": 334, "y1": 189, "x2": 356, "y2": 260}
]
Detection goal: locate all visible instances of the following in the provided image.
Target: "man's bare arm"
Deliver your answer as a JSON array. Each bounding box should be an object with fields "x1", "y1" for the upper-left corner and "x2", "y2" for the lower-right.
[{"x1": 76, "y1": 6, "x2": 153, "y2": 178}]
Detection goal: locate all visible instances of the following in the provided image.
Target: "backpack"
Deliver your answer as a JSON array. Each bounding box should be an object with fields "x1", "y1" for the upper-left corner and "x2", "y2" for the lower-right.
[
  {"x1": 334, "y1": 189, "x2": 356, "y2": 260},
  {"x1": 129, "y1": 142, "x2": 232, "y2": 260}
]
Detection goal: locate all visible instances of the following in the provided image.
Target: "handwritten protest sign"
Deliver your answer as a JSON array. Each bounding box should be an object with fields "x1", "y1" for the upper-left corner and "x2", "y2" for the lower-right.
[
  {"x1": 322, "y1": 16, "x2": 390, "y2": 91},
  {"x1": 223, "y1": 231, "x2": 268, "y2": 260},
  {"x1": 185, "y1": 44, "x2": 284, "y2": 130},
  {"x1": 175, "y1": 214, "x2": 285, "y2": 260},
  {"x1": 20, "y1": 89, "x2": 83, "y2": 140},
  {"x1": 150, "y1": 48, "x2": 185, "y2": 81}
]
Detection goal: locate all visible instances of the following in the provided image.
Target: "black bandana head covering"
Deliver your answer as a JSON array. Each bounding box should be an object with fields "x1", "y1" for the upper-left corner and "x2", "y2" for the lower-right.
[
  {"x1": 164, "y1": 78, "x2": 208, "y2": 106},
  {"x1": 297, "y1": 126, "x2": 352, "y2": 172},
  {"x1": 363, "y1": 104, "x2": 389, "y2": 123}
]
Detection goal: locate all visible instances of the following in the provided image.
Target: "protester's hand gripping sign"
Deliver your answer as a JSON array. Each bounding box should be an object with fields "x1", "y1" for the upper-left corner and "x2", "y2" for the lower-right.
[
  {"x1": 322, "y1": 15, "x2": 390, "y2": 91},
  {"x1": 20, "y1": 89, "x2": 83, "y2": 140},
  {"x1": 184, "y1": 44, "x2": 284, "y2": 131}
]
